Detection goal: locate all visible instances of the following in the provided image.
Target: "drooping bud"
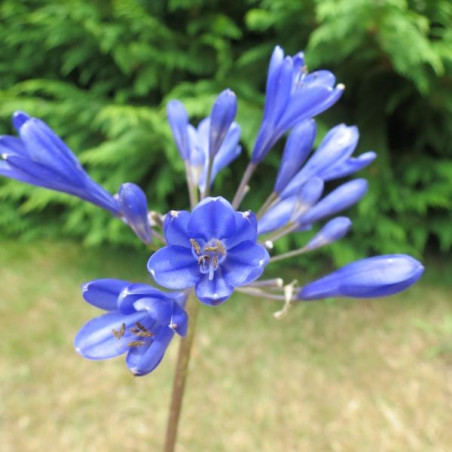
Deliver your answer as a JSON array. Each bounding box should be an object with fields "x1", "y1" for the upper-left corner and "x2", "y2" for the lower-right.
[
  {"x1": 303, "y1": 217, "x2": 352, "y2": 251},
  {"x1": 167, "y1": 100, "x2": 190, "y2": 160}
]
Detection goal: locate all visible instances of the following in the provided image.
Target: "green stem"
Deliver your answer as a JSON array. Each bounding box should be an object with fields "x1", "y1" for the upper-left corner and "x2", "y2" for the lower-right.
[{"x1": 164, "y1": 293, "x2": 200, "y2": 452}]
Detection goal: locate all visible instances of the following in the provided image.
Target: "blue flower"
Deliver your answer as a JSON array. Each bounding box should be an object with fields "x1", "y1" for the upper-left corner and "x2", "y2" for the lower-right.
[
  {"x1": 251, "y1": 46, "x2": 344, "y2": 164},
  {"x1": 167, "y1": 92, "x2": 241, "y2": 192},
  {"x1": 298, "y1": 255, "x2": 424, "y2": 300},
  {"x1": 117, "y1": 183, "x2": 153, "y2": 244},
  {"x1": 74, "y1": 279, "x2": 188, "y2": 376},
  {"x1": 147, "y1": 197, "x2": 269, "y2": 305},
  {"x1": 0, "y1": 112, "x2": 119, "y2": 214}
]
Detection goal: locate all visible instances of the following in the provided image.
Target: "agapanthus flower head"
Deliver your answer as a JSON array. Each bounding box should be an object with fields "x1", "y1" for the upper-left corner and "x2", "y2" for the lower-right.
[
  {"x1": 148, "y1": 197, "x2": 269, "y2": 305},
  {"x1": 117, "y1": 183, "x2": 153, "y2": 244},
  {"x1": 0, "y1": 111, "x2": 119, "y2": 214},
  {"x1": 298, "y1": 255, "x2": 424, "y2": 300},
  {"x1": 251, "y1": 46, "x2": 345, "y2": 164},
  {"x1": 75, "y1": 279, "x2": 188, "y2": 376}
]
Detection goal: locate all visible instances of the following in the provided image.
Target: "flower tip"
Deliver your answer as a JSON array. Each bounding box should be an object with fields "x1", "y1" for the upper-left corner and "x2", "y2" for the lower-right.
[
  {"x1": 12, "y1": 111, "x2": 31, "y2": 130},
  {"x1": 337, "y1": 83, "x2": 346, "y2": 90}
]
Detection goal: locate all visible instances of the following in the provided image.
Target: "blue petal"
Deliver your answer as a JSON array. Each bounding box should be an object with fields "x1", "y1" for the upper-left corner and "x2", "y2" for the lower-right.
[
  {"x1": 126, "y1": 327, "x2": 174, "y2": 376},
  {"x1": 148, "y1": 246, "x2": 199, "y2": 289},
  {"x1": 167, "y1": 100, "x2": 190, "y2": 160},
  {"x1": 225, "y1": 211, "x2": 258, "y2": 249},
  {"x1": 320, "y1": 151, "x2": 377, "y2": 181},
  {"x1": 297, "y1": 179, "x2": 368, "y2": 226},
  {"x1": 188, "y1": 197, "x2": 237, "y2": 240},
  {"x1": 222, "y1": 241, "x2": 269, "y2": 287},
  {"x1": 291, "y1": 177, "x2": 324, "y2": 220},
  {"x1": 170, "y1": 303, "x2": 189, "y2": 337},
  {"x1": 75, "y1": 310, "x2": 145, "y2": 359},
  {"x1": 82, "y1": 279, "x2": 130, "y2": 311},
  {"x1": 163, "y1": 210, "x2": 191, "y2": 247},
  {"x1": 0, "y1": 136, "x2": 29, "y2": 157},
  {"x1": 209, "y1": 89, "x2": 237, "y2": 158},
  {"x1": 117, "y1": 183, "x2": 152, "y2": 244},
  {"x1": 302, "y1": 70, "x2": 336, "y2": 88},
  {"x1": 299, "y1": 255, "x2": 424, "y2": 300},
  {"x1": 195, "y1": 271, "x2": 234, "y2": 305},
  {"x1": 274, "y1": 119, "x2": 317, "y2": 194},
  {"x1": 264, "y1": 46, "x2": 285, "y2": 118},
  {"x1": 12, "y1": 111, "x2": 30, "y2": 130},
  {"x1": 117, "y1": 283, "x2": 170, "y2": 314},
  {"x1": 133, "y1": 297, "x2": 173, "y2": 325}
]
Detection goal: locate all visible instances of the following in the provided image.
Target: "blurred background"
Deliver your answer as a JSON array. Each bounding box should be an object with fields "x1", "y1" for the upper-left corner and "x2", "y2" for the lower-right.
[{"x1": 0, "y1": 1, "x2": 451, "y2": 451}]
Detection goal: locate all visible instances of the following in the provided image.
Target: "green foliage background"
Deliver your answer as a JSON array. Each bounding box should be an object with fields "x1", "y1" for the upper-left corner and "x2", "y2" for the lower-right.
[{"x1": 0, "y1": 0, "x2": 451, "y2": 264}]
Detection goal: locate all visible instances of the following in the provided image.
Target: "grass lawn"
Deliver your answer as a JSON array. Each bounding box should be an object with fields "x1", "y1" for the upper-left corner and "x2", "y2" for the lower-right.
[{"x1": 0, "y1": 240, "x2": 451, "y2": 451}]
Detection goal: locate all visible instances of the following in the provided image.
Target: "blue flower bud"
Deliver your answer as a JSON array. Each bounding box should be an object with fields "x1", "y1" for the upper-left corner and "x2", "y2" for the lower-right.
[
  {"x1": 304, "y1": 217, "x2": 352, "y2": 251},
  {"x1": 297, "y1": 179, "x2": 368, "y2": 227},
  {"x1": 274, "y1": 119, "x2": 316, "y2": 194},
  {"x1": 117, "y1": 183, "x2": 153, "y2": 244},
  {"x1": 167, "y1": 100, "x2": 190, "y2": 160},
  {"x1": 298, "y1": 255, "x2": 424, "y2": 300},
  {"x1": 281, "y1": 124, "x2": 359, "y2": 198},
  {"x1": 0, "y1": 111, "x2": 119, "y2": 214},
  {"x1": 209, "y1": 89, "x2": 237, "y2": 158}
]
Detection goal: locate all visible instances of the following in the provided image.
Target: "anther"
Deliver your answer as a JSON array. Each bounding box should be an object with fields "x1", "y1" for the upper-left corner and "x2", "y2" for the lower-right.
[
  {"x1": 190, "y1": 238, "x2": 201, "y2": 255},
  {"x1": 135, "y1": 321, "x2": 147, "y2": 332},
  {"x1": 112, "y1": 323, "x2": 126, "y2": 340},
  {"x1": 127, "y1": 340, "x2": 146, "y2": 347}
]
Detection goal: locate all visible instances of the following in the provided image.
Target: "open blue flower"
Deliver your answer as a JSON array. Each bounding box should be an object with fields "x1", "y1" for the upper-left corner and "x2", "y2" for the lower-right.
[
  {"x1": 75, "y1": 279, "x2": 188, "y2": 376},
  {"x1": 147, "y1": 197, "x2": 269, "y2": 305},
  {"x1": 0, "y1": 112, "x2": 119, "y2": 214}
]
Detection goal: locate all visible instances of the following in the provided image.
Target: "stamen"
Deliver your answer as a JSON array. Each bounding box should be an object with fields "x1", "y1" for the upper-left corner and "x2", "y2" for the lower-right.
[
  {"x1": 112, "y1": 323, "x2": 126, "y2": 340},
  {"x1": 135, "y1": 321, "x2": 147, "y2": 332},
  {"x1": 190, "y1": 238, "x2": 201, "y2": 255},
  {"x1": 212, "y1": 254, "x2": 218, "y2": 270},
  {"x1": 134, "y1": 331, "x2": 154, "y2": 338},
  {"x1": 127, "y1": 340, "x2": 146, "y2": 347}
]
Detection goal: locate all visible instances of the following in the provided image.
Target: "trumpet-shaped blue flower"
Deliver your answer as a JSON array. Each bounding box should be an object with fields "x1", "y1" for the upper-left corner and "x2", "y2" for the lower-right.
[
  {"x1": 75, "y1": 279, "x2": 188, "y2": 376},
  {"x1": 148, "y1": 197, "x2": 269, "y2": 305},
  {"x1": 0, "y1": 112, "x2": 119, "y2": 214},
  {"x1": 251, "y1": 46, "x2": 344, "y2": 164},
  {"x1": 299, "y1": 255, "x2": 424, "y2": 300}
]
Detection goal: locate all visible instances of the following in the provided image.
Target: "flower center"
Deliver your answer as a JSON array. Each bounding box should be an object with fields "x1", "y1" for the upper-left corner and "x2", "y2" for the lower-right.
[{"x1": 190, "y1": 238, "x2": 227, "y2": 280}]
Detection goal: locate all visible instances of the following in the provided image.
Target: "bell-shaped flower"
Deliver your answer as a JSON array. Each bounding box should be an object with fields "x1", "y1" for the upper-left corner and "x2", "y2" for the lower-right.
[
  {"x1": 298, "y1": 255, "x2": 424, "y2": 300},
  {"x1": 147, "y1": 197, "x2": 269, "y2": 306},
  {"x1": 0, "y1": 111, "x2": 119, "y2": 214},
  {"x1": 75, "y1": 279, "x2": 188, "y2": 376},
  {"x1": 303, "y1": 217, "x2": 352, "y2": 251},
  {"x1": 258, "y1": 177, "x2": 324, "y2": 235},
  {"x1": 167, "y1": 100, "x2": 190, "y2": 160},
  {"x1": 117, "y1": 183, "x2": 153, "y2": 244},
  {"x1": 273, "y1": 119, "x2": 316, "y2": 195},
  {"x1": 251, "y1": 46, "x2": 344, "y2": 164}
]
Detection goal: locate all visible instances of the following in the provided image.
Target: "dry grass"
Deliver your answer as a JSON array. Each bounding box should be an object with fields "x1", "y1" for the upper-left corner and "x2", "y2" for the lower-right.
[{"x1": 0, "y1": 240, "x2": 450, "y2": 451}]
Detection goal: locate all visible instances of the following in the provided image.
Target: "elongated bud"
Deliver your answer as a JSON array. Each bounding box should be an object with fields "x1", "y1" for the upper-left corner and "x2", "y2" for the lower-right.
[
  {"x1": 167, "y1": 100, "x2": 190, "y2": 160},
  {"x1": 297, "y1": 179, "x2": 368, "y2": 226},
  {"x1": 304, "y1": 217, "x2": 352, "y2": 251},
  {"x1": 117, "y1": 183, "x2": 153, "y2": 244},
  {"x1": 274, "y1": 119, "x2": 317, "y2": 194},
  {"x1": 209, "y1": 89, "x2": 237, "y2": 158},
  {"x1": 298, "y1": 255, "x2": 424, "y2": 300}
]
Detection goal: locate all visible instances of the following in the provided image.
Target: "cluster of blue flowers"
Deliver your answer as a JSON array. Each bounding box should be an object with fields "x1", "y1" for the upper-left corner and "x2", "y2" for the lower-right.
[{"x1": 0, "y1": 46, "x2": 424, "y2": 376}]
